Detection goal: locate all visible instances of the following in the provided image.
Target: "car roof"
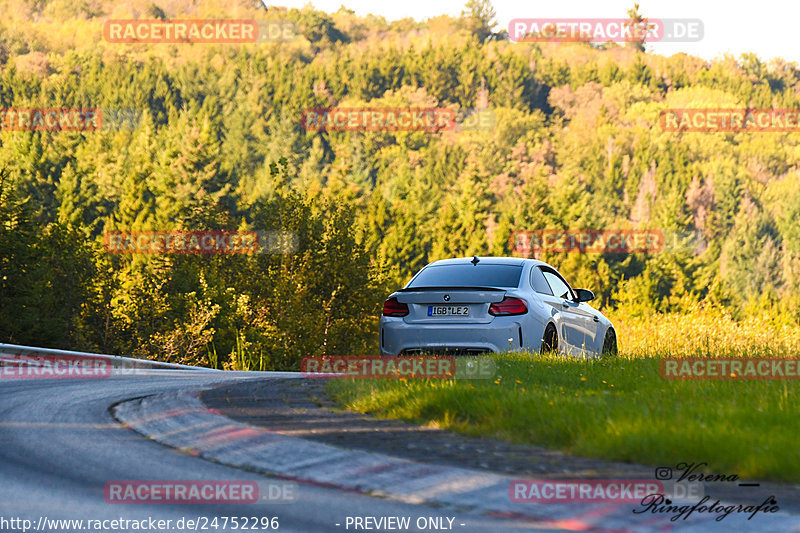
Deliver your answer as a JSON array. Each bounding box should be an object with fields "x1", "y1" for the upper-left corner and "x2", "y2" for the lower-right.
[{"x1": 426, "y1": 256, "x2": 549, "y2": 268}]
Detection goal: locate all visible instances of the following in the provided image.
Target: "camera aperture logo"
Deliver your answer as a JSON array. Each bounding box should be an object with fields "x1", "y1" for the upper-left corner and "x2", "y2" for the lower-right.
[{"x1": 637, "y1": 462, "x2": 779, "y2": 522}]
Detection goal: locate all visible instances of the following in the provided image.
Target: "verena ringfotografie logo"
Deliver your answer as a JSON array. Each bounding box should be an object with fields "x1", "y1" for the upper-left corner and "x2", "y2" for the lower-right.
[
  {"x1": 660, "y1": 109, "x2": 800, "y2": 132},
  {"x1": 661, "y1": 358, "x2": 800, "y2": 380},
  {"x1": 510, "y1": 479, "x2": 664, "y2": 503},
  {"x1": 0, "y1": 108, "x2": 141, "y2": 132},
  {"x1": 103, "y1": 480, "x2": 297, "y2": 504},
  {"x1": 634, "y1": 494, "x2": 779, "y2": 522},
  {"x1": 511, "y1": 229, "x2": 664, "y2": 256},
  {"x1": 639, "y1": 463, "x2": 779, "y2": 522},
  {"x1": 104, "y1": 230, "x2": 297, "y2": 255},
  {"x1": 103, "y1": 20, "x2": 297, "y2": 44},
  {"x1": 0, "y1": 354, "x2": 112, "y2": 380},
  {"x1": 508, "y1": 18, "x2": 702, "y2": 43}
]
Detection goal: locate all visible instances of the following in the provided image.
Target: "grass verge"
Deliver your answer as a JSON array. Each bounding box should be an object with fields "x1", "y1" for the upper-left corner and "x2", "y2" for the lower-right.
[{"x1": 327, "y1": 311, "x2": 800, "y2": 482}]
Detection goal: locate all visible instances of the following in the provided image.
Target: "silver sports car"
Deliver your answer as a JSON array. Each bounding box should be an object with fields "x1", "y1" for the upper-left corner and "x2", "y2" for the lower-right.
[{"x1": 379, "y1": 256, "x2": 616, "y2": 357}]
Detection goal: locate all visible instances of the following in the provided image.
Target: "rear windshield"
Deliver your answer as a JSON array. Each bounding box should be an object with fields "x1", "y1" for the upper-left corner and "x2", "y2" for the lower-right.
[{"x1": 407, "y1": 264, "x2": 523, "y2": 289}]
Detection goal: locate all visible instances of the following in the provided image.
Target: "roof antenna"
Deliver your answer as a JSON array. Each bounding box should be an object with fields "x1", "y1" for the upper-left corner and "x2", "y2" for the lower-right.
[{"x1": 471, "y1": 256, "x2": 480, "y2": 265}]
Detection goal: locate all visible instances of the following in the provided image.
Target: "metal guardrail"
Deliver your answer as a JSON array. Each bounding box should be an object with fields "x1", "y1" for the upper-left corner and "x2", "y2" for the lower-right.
[{"x1": 0, "y1": 343, "x2": 217, "y2": 372}]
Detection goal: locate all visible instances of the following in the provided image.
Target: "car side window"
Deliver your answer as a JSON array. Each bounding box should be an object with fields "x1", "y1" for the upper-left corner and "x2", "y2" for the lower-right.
[
  {"x1": 542, "y1": 269, "x2": 574, "y2": 300},
  {"x1": 530, "y1": 266, "x2": 553, "y2": 295}
]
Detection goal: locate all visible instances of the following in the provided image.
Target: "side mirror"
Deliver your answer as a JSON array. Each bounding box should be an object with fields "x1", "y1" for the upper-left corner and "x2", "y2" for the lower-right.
[{"x1": 574, "y1": 288, "x2": 595, "y2": 303}]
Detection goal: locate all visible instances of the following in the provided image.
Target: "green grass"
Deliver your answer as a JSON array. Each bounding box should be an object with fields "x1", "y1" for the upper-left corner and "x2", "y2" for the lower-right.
[{"x1": 327, "y1": 350, "x2": 800, "y2": 482}]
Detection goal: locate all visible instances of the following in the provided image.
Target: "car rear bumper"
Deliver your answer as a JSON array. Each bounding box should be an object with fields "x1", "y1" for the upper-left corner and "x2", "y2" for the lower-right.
[{"x1": 379, "y1": 319, "x2": 523, "y2": 355}]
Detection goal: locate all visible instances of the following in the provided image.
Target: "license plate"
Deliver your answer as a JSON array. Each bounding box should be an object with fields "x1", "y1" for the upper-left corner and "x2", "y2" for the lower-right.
[{"x1": 427, "y1": 305, "x2": 470, "y2": 317}]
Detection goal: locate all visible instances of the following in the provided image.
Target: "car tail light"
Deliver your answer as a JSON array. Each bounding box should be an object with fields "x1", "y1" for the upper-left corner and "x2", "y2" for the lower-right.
[
  {"x1": 382, "y1": 297, "x2": 409, "y2": 317},
  {"x1": 489, "y1": 297, "x2": 527, "y2": 316}
]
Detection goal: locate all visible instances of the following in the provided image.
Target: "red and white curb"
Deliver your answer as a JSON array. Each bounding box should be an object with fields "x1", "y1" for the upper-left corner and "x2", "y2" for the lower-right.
[{"x1": 112, "y1": 388, "x2": 799, "y2": 532}]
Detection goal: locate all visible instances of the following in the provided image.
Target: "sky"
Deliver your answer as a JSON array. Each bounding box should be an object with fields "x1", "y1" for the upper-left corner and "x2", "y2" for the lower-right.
[{"x1": 271, "y1": 0, "x2": 797, "y2": 65}]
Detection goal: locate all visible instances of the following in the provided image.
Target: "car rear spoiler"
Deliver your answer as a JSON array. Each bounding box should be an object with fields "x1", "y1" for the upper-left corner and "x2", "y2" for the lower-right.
[{"x1": 398, "y1": 286, "x2": 505, "y2": 292}]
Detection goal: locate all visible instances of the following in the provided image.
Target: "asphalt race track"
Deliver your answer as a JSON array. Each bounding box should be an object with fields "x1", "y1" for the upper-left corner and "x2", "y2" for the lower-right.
[{"x1": 0, "y1": 370, "x2": 533, "y2": 533}]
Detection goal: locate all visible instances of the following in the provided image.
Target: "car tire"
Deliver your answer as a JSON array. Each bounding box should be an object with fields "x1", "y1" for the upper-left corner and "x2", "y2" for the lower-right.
[
  {"x1": 541, "y1": 323, "x2": 558, "y2": 353},
  {"x1": 601, "y1": 328, "x2": 617, "y2": 357}
]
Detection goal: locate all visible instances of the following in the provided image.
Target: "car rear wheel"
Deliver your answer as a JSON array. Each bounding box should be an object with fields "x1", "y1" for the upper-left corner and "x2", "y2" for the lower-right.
[
  {"x1": 541, "y1": 323, "x2": 558, "y2": 353},
  {"x1": 602, "y1": 328, "x2": 617, "y2": 357}
]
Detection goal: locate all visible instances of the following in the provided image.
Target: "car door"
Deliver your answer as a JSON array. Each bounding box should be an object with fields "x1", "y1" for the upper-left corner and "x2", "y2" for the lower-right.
[
  {"x1": 575, "y1": 300, "x2": 601, "y2": 353},
  {"x1": 537, "y1": 267, "x2": 585, "y2": 353}
]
